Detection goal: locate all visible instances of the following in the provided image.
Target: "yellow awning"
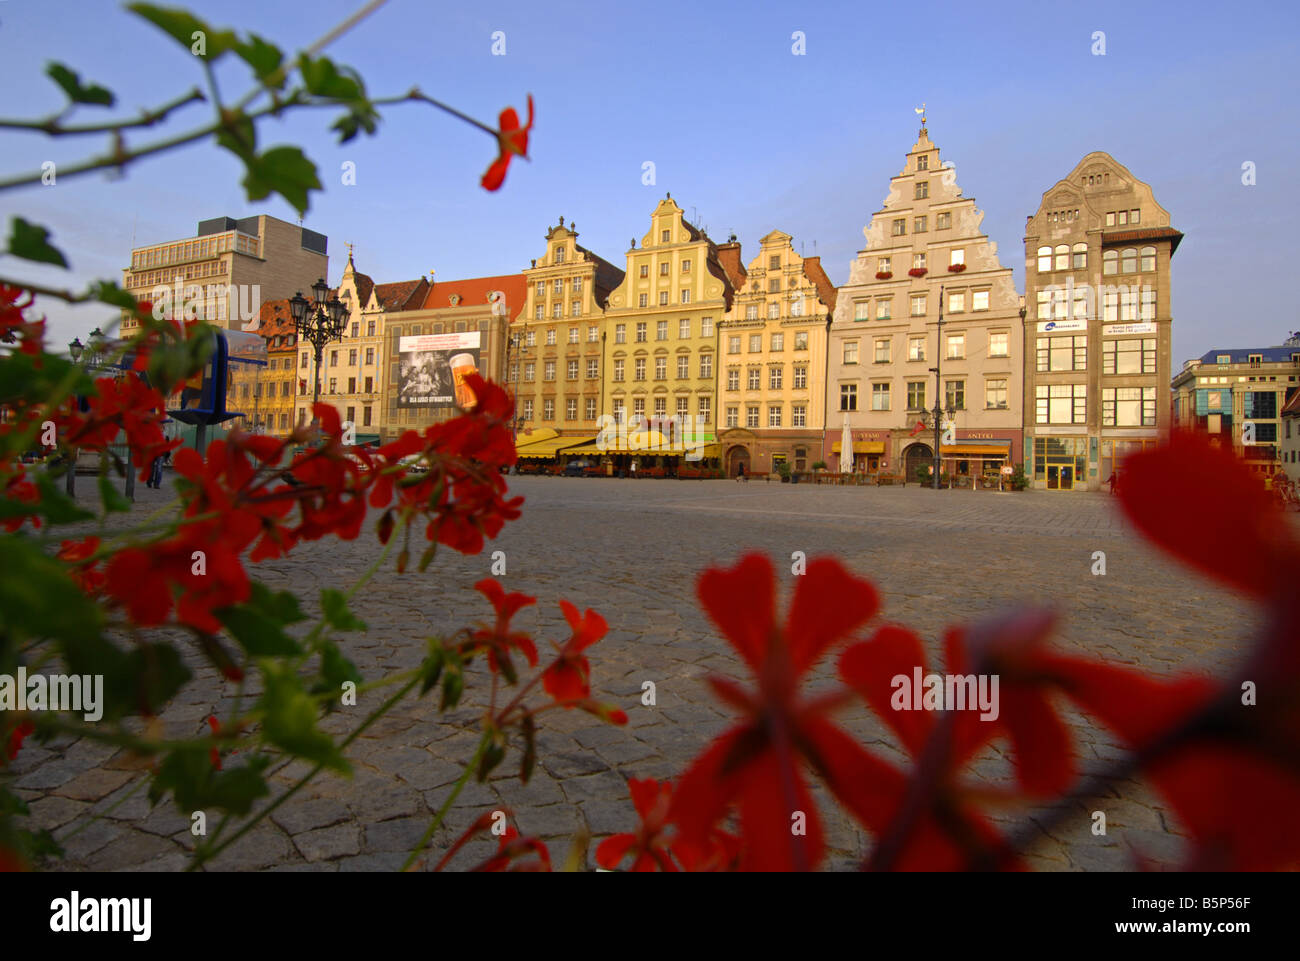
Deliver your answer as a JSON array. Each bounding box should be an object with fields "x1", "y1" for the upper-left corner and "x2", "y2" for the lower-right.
[
  {"x1": 831, "y1": 441, "x2": 886, "y2": 454},
  {"x1": 514, "y1": 427, "x2": 558, "y2": 453},
  {"x1": 515, "y1": 435, "x2": 593, "y2": 459}
]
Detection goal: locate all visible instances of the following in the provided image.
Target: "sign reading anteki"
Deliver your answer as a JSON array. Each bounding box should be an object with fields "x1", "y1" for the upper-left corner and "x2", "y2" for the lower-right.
[{"x1": 397, "y1": 331, "x2": 481, "y2": 409}]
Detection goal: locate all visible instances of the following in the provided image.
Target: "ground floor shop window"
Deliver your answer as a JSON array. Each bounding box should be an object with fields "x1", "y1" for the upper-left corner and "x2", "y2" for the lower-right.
[{"x1": 1034, "y1": 437, "x2": 1088, "y2": 490}]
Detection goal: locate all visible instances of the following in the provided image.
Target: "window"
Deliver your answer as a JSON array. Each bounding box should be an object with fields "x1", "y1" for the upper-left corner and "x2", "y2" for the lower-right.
[
  {"x1": 350, "y1": 324, "x2": 359, "y2": 338},
  {"x1": 546, "y1": 328, "x2": 557, "y2": 346},
  {"x1": 749, "y1": 334, "x2": 762, "y2": 353},
  {"x1": 554, "y1": 247, "x2": 566, "y2": 263},
  {"x1": 874, "y1": 338, "x2": 891, "y2": 363},
  {"x1": 794, "y1": 331, "x2": 809, "y2": 350},
  {"x1": 728, "y1": 335, "x2": 741, "y2": 354},
  {"x1": 1103, "y1": 387, "x2": 1157, "y2": 426},
  {"x1": 908, "y1": 337, "x2": 926, "y2": 361},
  {"x1": 330, "y1": 350, "x2": 338, "y2": 366},
  {"x1": 872, "y1": 383, "x2": 890, "y2": 411},
  {"x1": 1121, "y1": 248, "x2": 1138, "y2": 273},
  {"x1": 790, "y1": 296, "x2": 804, "y2": 317},
  {"x1": 917, "y1": 155, "x2": 929, "y2": 171},
  {"x1": 634, "y1": 358, "x2": 646, "y2": 380},
  {"x1": 911, "y1": 295, "x2": 927, "y2": 317},
  {"x1": 989, "y1": 331, "x2": 1009, "y2": 357},
  {"x1": 700, "y1": 354, "x2": 712, "y2": 378},
  {"x1": 1037, "y1": 246, "x2": 1053, "y2": 272},
  {"x1": 768, "y1": 405, "x2": 783, "y2": 427},
  {"x1": 301, "y1": 353, "x2": 309, "y2": 368},
  {"x1": 636, "y1": 323, "x2": 647, "y2": 343},
  {"x1": 526, "y1": 331, "x2": 536, "y2": 347},
  {"x1": 367, "y1": 320, "x2": 375, "y2": 336},
  {"x1": 793, "y1": 365, "x2": 807, "y2": 389},
  {"x1": 544, "y1": 360, "x2": 556, "y2": 381},
  {"x1": 552, "y1": 303, "x2": 562, "y2": 319},
  {"x1": 661, "y1": 230, "x2": 671, "y2": 243},
  {"x1": 659, "y1": 262, "x2": 670, "y2": 277},
  {"x1": 856, "y1": 301, "x2": 872, "y2": 323},
  {"x1": 727, "y1": 368, "x2": 740, "y2": 390},
  {"x1": 567, "y1": 359, "x2": 579, "y2": 380},
  {"x1": 522, "y1": 399, "x2": 533, "y2": 420},
  {"x1": 613, "y1": 324, "x2": 626, "y2": 345},
  {"x1": 1054, "y1": 245, "x2": 1069, "y2": 271},
  {"x1": 726, "y1": 406, "x2": 739, "y2": 427},
  {"x1": 566, "y1": 398, "x2": 578, "y2": 420},
  {"x1": 347, "y1": 377, "x2": 356, "y2": 393},
  {"x1": 639, "y1": 264, "x2": 649, "y2": 279},
  {"x1": 840, "y1": 384, "x2": 857, "y2": 411},
  {"x1": 676, "y1": 397, "x2": 689, "y2": 419},
  {"x1": 1036, "y1": 384, "x2": 1087, "y2": 424},
  {"x1": 1131, "y1": 209, "x2": 1141, "y2": 225},
  {"x1": 659, "y1": 292, "x2": 669, "y2": 306},
  {"x1": 985, "y1": 378, "x2": 1008, "y2": 409},
  {"x1": 573, "y1": 278, "x2": 583, "y2": 294},
  {"x1": 876, "y1": 300, "x2": 891, "y2": 320},
  {"x1": 682, "y1": 259, "x2": 692, "y2": 273},
  {"x1": 587, "y1": 358, "x2": 599, "y2": 379},
  {"x1": 945, "y1": 380, "x2": 965, "y2": 410},
  {"x1": 536, "y1": 281, "x2": 546, "y2": 297},
  {"x1": 907, "y1": 381, "x2": 926, "y2": 410},
  {"x1": 936, "y1": 212, "x2": 951, "y2": 230},
  {"x1": 328, "y1": 378, "x2": 336, "y2": 393},
  {"x1": 524, "y1": 362, "x2": 535, "y2": 382},
  {"x1": 950, "y1": 248, "x2": 965, "y2": 267},
  {"x1": 914, "y1": 216, "x2": 928, "y2": 233},
  {"x1": 677, "y1": 355, "x2": 689, "y2": 379},
  {"x1": 1103, "y1": 338, "x2": 1157, "y2": 374},
  {"x1": 365, "y1": 347, "x2": 374, "y2": 364},
  {"x1": 892, "y1": 219, "x2": 906, "y2": 236},
  {"x1": 946, "y1": 333, "x2": 965, "y2": 360},
  {"x1": 972, "y1": 291, "x2": 989, "y2": 311},
  {"x1": 657, "y1": 320, "x2": 668, "y2": 341},
  {"x1": 1036, "y1": 335, "x2": 1088, "y2": 372},
  {"x1": 949, "y1": 292, "x2": 965, "y2": 313},
  {"x1": 770, "y1": 366, "x2": 783, "y2": 390},
  {"x1": 698, "y1": 396, "x2": 711, "y2": 424},
  {"x1": 792, "y1": 405, "x2": 807, "y2": 428},
  {"x1": 1072, "y1": 243, "x2": 1087, "y2": 269},
  {"x1": 654, "y1": 397, "x2": 667, "y2": 418},
  {"x1": 1118, "y1": 210, "x2": 1128, "y2": 226},
  {"x1": 748, "y1": 367, "x2": 762, "y2": 390},
  {"x1": 915, "y1": 181, "x2": 929, "y2": 199},
  {"x1": 767, "y1": 302, "x2": 780, "y2": 320},
  {"x1": 612, "y1": 400, "x2": 626, "y2": 423},
  {"x1": 586, "y1": 397, "x2": 597, "y2": 420},
  {"x1": 543, "y1": 399, "x2": 555, "y2": 420},
  {"x1": 554, "y1": 279, "x2": 564, "y2": 295},
  {"x1": 913, "y1": 253, "x2": 927, "y2": 270},
  {"x1": 1119, "y1": 286, "x2": 1138, "y2": 322},
  {"x1": 878, "y1": 257, "x2": 891, "y2": 274},
  {"x1": 1140, "y1": 246, "x2": 1156, "y2": 271},
  {"x1": 701, "y1": 317, "x2": 714, "y2": 337},
  {"x1": 679, "y1": 318, "x2": 691, "y2": 339},
  {"x1": 843, "y1": 341, "x2": 859, "y2": 365},
  {"x1": 681, "y1": 290, "x2": 691, "y2": 305},
  {"x1": 1139, "y1": 288, "x2": 1157, "y2": 321},
  {"x1": 747, "y1": 405, "x2": 760, "y2": 428},
  {"x1": 771, "y1": 332, "x2": 784, "y2": 351},
  {"x1": 1103, "y1": 250, "x2": 1119, "y2": 276}
]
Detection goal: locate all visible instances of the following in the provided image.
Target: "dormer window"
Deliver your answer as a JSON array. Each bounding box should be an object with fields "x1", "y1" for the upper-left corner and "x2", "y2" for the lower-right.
[{"x1": 554, "y1": 246, "x2": 566, "y2": 263}]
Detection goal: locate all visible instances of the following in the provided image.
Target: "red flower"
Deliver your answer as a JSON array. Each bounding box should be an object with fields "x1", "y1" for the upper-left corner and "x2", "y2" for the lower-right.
[
  {"x1": 596, "y1": 778, "x2": 678, "y2": 872},
  {"x1": 473, "y1": 825, "x2": 551, "y2": 872},
  {"x1": 57, "y1": 536, "x2": 105, "y2": 594},
  {"x1": 207, "y1": 715, "x2": 222, "y2": 770},
  {"x1": 542, "y1": 601, "x2": 607, "y2": 703},
  {"x1": 668, "y1": 553, "x2": 892, "y2": 871},
  {"x1": 481, "y1": 95, "x2": 534, "y2": 191},
  {"x1": 5, "y1": 721, "x2": 35, "y2": 763},
  {"x1": 468, "y1": 578, "x2": 537, "y2": 680}
]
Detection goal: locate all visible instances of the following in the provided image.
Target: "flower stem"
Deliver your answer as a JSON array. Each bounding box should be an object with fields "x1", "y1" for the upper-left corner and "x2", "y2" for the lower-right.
[{"x1": 401, "y1": 732, "x2": 490, "y2": 872}]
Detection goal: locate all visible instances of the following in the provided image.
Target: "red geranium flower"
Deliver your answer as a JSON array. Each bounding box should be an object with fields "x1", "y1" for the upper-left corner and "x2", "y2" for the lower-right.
[
  {"x1": 5, "y1": 721, "x2": 35, "y2": 763},
  {"x1": 542, "y1": 601, "x2": 607, "y2": 703},
  {"x1": 468, "y1": 578, "x2": 537, "y2": 681},
  {"x1": 481, "y1": 95, "x2": 534, "y2": 191},
  {"x1": 668, "y1": 553, "x2": 894, "y2": 871},
  {"x1": 596, "y1": 778, "x2": 677, "y2": 872}
]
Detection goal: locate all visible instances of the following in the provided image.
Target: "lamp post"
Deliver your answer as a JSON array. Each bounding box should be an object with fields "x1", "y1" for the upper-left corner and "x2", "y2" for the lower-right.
[
  {"x1": 289, "y1": 278, "x2": 346, "y2": 434},
  {"x1": 505, "y1": 331, "x2": 529, "y2": 446},
  {"x1": 65, "y1": 327, "x2": 127, "y2": 498},
  {"x1": 930, "y1": 285, "x2": 946, "y2": 490}
]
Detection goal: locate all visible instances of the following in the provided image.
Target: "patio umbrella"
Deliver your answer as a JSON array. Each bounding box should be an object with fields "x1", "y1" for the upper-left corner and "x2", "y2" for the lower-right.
[{"x1": 840, "y1": 416, "x2": 853, "y2": 473}]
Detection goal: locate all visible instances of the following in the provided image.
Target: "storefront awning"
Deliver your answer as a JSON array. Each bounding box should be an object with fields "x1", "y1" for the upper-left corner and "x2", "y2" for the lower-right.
[
  {"x1": 940, "y1": 444, "x2": 1010, "y2": 456},
  {"x1": 514, "y1": 427, "x2": 558, "y2": 454},
  {"x1": 831, "y1": 441, "x2": 886, "y2": 454},
  {"x1": 515, "y1": 435, "x2": 594, "y2": 459}
]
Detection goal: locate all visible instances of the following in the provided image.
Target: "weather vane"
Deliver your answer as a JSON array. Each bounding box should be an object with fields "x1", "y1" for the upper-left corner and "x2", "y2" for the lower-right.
[{"x1": 915, "y1": 103, "x2": 927, "y2": 126}]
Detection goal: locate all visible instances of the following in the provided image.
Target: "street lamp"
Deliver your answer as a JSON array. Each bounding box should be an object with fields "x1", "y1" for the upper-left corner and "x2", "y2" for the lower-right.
[
  {"x1": 505, "y1": 331, "x2": 529, "y2": 446},
  {"x1": 290, "y1": 278, "x2": 346, "y2": 432},
  {"x1": 930, "y1": 285, "x2": 946, "y2": 490},
  {"x1": 68, "y1": 337, "x2": 84, "y2": 362}
]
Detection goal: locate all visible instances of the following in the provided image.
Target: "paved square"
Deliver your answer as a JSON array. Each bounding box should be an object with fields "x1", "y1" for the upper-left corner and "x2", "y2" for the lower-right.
[{"x1": 16, "y1": 475, "x2": 1259, "y2": 871}]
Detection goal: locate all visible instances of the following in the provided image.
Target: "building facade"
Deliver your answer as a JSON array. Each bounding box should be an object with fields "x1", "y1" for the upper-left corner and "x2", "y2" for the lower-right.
[
  {"x1": 1170, "y1": 337, "x2": 1300, "y2": 478},
  {"x1": 826, "y1": 124, "x2": 1024, "y2": 482},
  {"x1": 515, "y1": 218, "x2": 623, "y2": 439},
  {"x1": 1023, "y1": 153, "x2": 1182, "y2": 490},
  {"x1": 600, "y1": 196, "x2": 738, "y2": 465},
  {"x1": 122, "y1": 215, "x2": 328, "y2": 335},
  {"x1": 226, "y1": 297, "x2": 299, "y2": 436},
  {"x1": 378, "y1": 273, "x2": 524, "y2": 442},
  {"x1": 718, "y1": 230, "x2": 836, "y2": 477}
]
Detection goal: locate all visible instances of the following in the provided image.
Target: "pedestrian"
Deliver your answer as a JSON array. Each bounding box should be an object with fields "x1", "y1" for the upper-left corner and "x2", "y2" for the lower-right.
[
  {"x1": 736, "y1": 462, "x2": 745, "y2": 483},
  {"x1": 1106, "y1": 470, "x2": 1118, "y2": 495},
  {"x1": 148, "y1": 454, "x2": 164, "y2": 488},
  {"x1": 630, "y1": 459, "x2": 638, "y2": 479}
]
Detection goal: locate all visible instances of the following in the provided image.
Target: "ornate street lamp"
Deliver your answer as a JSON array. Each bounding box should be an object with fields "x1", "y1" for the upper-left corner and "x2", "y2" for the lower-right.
[
  {"x1": 68, "y1": 337, "x2": 84, "y2": 362},
  {"x1": 290, "y1": 278, "x2": 346, "y2": 432},
  {"x1": 505, "y1": 331, "x2": 529, "y2": 446},
  {"x1": 929, "y1": 285, "x2": 946, "y2": 489}
]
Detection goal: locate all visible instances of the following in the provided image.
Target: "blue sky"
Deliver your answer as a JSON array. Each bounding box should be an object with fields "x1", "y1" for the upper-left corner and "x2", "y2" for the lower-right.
[{"x1": 1, "y1": 0, "x2": 1297, "y2": 364}]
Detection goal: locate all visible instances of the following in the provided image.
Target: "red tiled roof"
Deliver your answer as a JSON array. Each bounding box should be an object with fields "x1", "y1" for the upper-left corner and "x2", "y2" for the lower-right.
[
  {"x1": 801, "y1": 256, "x2": 837, "y2": 313},
  {"x1": 1102, "y1": 226, "x2": 1184, "y2": 255},
  {"x1": 351, "y1": 270, "x2": 375, "y2": 307},
  {"x1": 254, "y1": 297, "x2": 297, "y2": 350},
  {"x1": 373, "y1": 278, "x2": 428, "y2": 311},
  {"x1": 418, "y1": 273, "x2": 528, "y2": 321},
  {"x1": 716, "y1": 242, "x2": 748, "y2": 293}
]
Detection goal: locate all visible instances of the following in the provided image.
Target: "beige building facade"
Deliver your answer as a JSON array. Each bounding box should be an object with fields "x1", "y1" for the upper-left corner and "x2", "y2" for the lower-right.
[
  {"x1": 718, "y1": 230, "x2": 836, "y2": 477},
  {"x1": 1024, "y1": 153, "x2": 1182, "y2": 490},
  {"x1": 826, "y1": 125, "x2": 1024, "y2": 483}
]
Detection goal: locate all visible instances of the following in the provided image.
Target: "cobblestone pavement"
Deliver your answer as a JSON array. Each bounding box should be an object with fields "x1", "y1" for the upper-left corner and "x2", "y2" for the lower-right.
[{"x1": 13, "y1": 472, "x2": 1263, "y2": 871}]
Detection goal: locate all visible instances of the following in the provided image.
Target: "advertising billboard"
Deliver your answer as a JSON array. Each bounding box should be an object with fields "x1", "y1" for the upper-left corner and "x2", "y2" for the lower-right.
[{"x1": 397, "y1": 331, "x2": 481, "y2": 409}]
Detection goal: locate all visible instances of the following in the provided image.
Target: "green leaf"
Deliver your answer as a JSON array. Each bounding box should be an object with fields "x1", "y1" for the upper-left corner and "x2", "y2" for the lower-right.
[
  {"x1": 320, "y1": 588, "x2": 366, "y2": 632},
  {"x1": 98, "y1": 472, "x2": 131, "y2": 514},
  {"x1": 118, "y1": 643, "x2": 192, "y2": 717},
  {"x1": 45, "y1": 63, "x2": 115, "y2": 107},
  {"x1": 215, "y1": 109, "x2": 256, "y2": 163},
  {"x1": 476, "y1": 727, "x2": 506, "y2": 782},
  {"x1": 127, "y1": 3, "x2": 236, "y2": 59},
  {"x1": 240, "y1": 146, "x2": 321, "y2": 216},
  {"x1": 7, "y1": 217, "x2": 68, "y2": 268},
  {"x1": 257, "y1": 663, "x2": 349, "y2": 772},
  {"x1": 89, "y1": 281, "x2": 142, "y2": 313},
  {"x1": 0, "y1": 536, "x2": 101, "y2": 646},
  {"x1": 234, "y1": 34, "x2": 284, "y2": 88},
  {"x1": 297, "y1": 54, "x2": 363, "y2": 100},
  {"x1": 439, "y1": 650, "x2": 463, "y2": 713},
  {"x1": 418, "y1": 643, "x2": 444, "y2": 696},
  {"x1": 216, "y1": 583, "x2": 305, "y2": 656},
  {"x1": 331, "y1": 102, "x2": 379, "y2": 144},
  {"x1": 33, "y1": 472, "x2": 95, "y2": 524},
  {"x1": 149, "y1": 749, "x2": 270, "y2": 816},
  {"x1": 417, "y1": 542, "x2": 437, "y2": 573}
]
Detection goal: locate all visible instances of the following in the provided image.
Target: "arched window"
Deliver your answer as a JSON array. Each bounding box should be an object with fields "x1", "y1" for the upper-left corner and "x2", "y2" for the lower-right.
[
  {"x1": 1103, "y1": 250, "x2": 1118, "y2": 276},
  {"x1": 1037, "y1": 246, "x2": 1052, "y2": 272},
  {"x1": 1121, "y1": 248, "x2": 1138, "y2": 273},
  {"x1": 1054, "y1": 245, "x2": 1069, "y2": 271},
  {"x1": 1140, "y1": 246, "x2": 1156, "y2": 271},
  {"x1": 1072, "y1": 243, "x2": 1087, "y2": 269}
]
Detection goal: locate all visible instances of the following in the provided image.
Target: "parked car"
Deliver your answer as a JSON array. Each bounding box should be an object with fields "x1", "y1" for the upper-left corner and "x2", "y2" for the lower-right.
[{"x1": 563, "y1": 458, "x2": 595, "y2": 477}]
